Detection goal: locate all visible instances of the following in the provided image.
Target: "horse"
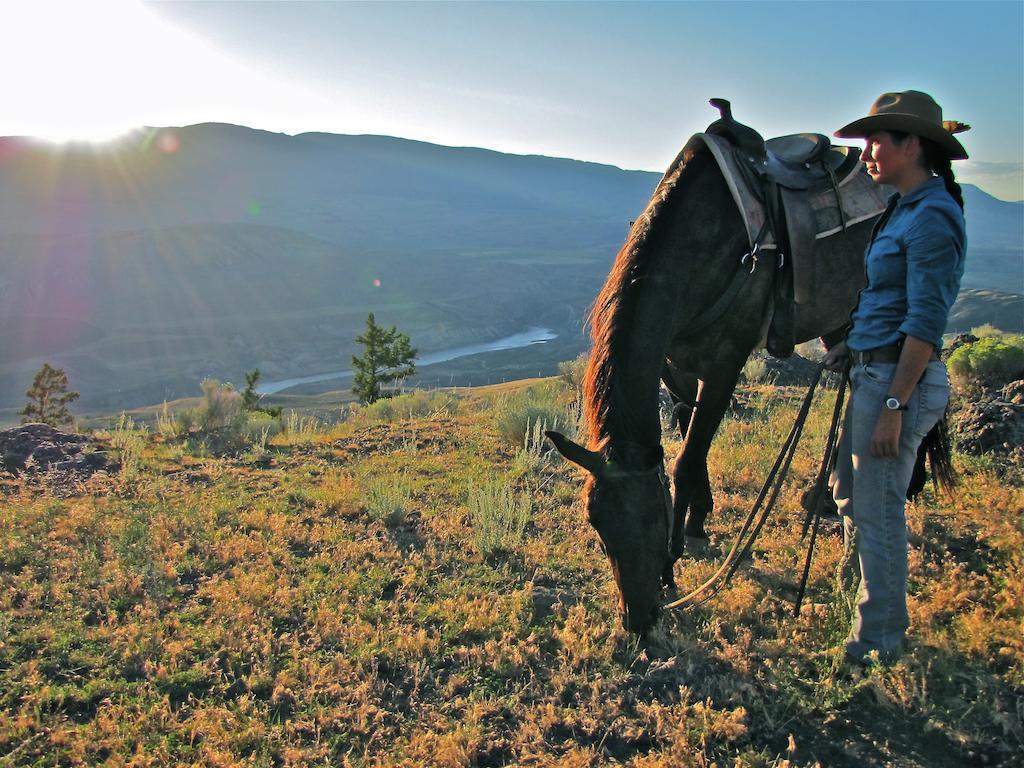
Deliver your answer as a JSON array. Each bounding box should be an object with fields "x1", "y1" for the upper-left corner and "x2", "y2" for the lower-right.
[{"x1": 546, "y1": 131, "x2": 879, "y2": 635}]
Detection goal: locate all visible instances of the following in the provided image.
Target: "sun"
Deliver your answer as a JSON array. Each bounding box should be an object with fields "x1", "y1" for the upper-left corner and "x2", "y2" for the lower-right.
[{"x1": 0, "y1": 0, "x2": 282, "y2": 145}]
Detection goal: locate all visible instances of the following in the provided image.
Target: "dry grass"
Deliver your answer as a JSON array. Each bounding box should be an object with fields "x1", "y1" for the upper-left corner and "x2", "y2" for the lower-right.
[{"x1": 0, "y1": 381, "x2": 1020, "y2": 766}]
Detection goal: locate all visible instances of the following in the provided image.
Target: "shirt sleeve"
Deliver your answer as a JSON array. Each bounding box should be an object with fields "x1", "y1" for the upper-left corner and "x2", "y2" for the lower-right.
[{"x1": 897, "y1": 203, "x2": 965, "y2": 348}]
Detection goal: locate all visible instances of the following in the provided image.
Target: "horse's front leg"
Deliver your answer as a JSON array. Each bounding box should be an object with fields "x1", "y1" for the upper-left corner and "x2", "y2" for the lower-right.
[
  {"x1": 672, "y1": 366, "x2": 743, "y2": 555},
  {"x1": 659, "y1": 368, "x2": 698, "y2": 589}
]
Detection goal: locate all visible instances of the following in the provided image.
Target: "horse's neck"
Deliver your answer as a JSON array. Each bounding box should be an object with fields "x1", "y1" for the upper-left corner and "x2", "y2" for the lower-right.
[
  {"x1": 602, "y1": 155, "x2": 736, "y2": 452},
  {"x1": 603, "y1": 234, "x2": 689, "y2": 453}
]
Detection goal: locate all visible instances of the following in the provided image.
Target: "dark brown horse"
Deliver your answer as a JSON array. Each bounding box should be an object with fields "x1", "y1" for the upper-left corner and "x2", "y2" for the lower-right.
[{"x1": 547, "y1": 138, "x2": 877, "y2": 634}]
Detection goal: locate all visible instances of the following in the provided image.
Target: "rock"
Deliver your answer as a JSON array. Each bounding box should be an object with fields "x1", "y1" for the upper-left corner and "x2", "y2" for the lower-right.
[
  {"x1": 530, "y1": 582, "x2": 576, "y2": 622},
  {"x1": 0, "y1": 423, "x2": 115, "y2": 480},
  {"x1": 955, "y1": 380, "x2": 1024, "y2": 459},
  {"x1": 763, "y1": 353, "x2": 820, "y2": 386},
  {"x1": 942, "y1": 333, "x2": 979, "y2": 361}
]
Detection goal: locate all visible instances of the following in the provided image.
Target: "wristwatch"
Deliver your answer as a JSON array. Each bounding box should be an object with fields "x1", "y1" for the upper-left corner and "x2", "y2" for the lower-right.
[{"x1": 885, "y1": 396, "x2": 908, "y2": 411}]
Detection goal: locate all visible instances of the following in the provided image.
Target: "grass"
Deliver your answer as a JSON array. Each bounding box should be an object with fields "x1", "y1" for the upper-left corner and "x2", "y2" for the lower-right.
[
  {"x1": 360, "y1": 471, "x2": 413, "y2": 527},
  {"x1": 0, "y1": 379, "x2": 1020, "y2": 766},
  {"x1": 467, "y1": 475, "x2": 533, "y2": 557}
]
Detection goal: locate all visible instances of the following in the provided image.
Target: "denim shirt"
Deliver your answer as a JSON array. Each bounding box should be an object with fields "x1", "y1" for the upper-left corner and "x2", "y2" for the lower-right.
[{"x1": 847, "y1": 176, "x2": 966, "y2": 351}]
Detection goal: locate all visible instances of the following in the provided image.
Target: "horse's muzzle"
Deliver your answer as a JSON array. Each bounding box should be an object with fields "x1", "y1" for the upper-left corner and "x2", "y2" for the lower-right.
[{"x1": 622, "y1": 602, "x2": 661, "y2": 635}]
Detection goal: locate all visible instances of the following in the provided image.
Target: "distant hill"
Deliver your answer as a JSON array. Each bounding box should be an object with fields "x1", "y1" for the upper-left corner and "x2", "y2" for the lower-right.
[
  {"x1": 1, "y1": 124, "x2": 1020, "y2": 413},
  {"x1": 947, "y1": 289, "x2": 1023, "y2": 335}
]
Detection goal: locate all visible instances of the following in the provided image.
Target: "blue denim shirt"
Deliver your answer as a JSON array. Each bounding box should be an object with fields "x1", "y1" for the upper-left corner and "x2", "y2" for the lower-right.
[{"x1": 847, "y1": 177, "x2": 966, "y2": 351}]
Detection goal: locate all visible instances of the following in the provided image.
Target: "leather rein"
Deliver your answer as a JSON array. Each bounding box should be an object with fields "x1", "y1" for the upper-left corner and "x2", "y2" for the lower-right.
[{"x1": 661, "y1": 364, "x2": 848, "y2": 615}]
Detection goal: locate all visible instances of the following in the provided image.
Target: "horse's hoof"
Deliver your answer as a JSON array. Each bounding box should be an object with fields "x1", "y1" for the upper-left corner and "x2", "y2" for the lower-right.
[{"x1": 684, "y1": 535, "x2": 711, "y2": 558}]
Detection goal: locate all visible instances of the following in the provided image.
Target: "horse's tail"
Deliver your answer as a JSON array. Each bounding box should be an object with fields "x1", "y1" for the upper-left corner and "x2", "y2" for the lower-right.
[{"x1": 907, "y1": 413, "x2": 958, "y2": 501}]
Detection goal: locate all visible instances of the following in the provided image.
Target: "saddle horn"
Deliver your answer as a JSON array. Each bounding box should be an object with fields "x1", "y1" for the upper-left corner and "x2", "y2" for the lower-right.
[{"x1": 709, "y1": 98, "x2": 733, "y2": 121}]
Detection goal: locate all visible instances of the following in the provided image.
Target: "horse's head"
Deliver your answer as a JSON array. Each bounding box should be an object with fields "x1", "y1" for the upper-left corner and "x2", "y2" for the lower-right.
[{"x1": 546, "y1": 431, "x2": 672, "y2": 635}]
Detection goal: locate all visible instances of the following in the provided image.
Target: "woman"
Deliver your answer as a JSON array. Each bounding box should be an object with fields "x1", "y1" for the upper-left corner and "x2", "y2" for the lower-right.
[{"x1": 823, "y1": 90, "x2": 968, "y2": 666}]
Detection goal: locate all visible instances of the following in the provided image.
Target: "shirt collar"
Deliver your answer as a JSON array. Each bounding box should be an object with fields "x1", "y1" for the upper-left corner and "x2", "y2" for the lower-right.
[{"x1": 895, "y1": 176, "x2": 945, "y2": 208}]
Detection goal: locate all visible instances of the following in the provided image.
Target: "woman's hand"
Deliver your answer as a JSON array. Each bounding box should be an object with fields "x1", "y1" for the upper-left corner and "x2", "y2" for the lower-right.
[
  {"x1": 871, "y1": 410, "x2": 902, "y2": 458},
  {"x1": 822, "y1": 340, "x2": 849, "y2": 372}
]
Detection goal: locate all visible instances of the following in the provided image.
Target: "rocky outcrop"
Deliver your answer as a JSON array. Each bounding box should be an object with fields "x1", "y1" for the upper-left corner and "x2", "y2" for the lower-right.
[
  {"x1": 942, "y1": 332, "x2": 979, "y2": 361},
  {"x1": 955, "y1": 380, "x2": 1024, "y2": 462},
  {"x1": 0, "y1": 423, "x2": 114, "y2": 477}
]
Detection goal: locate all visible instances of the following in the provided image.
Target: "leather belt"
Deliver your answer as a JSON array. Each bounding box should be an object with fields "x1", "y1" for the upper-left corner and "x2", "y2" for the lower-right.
[{"x1": 849, "y1": 344, "x2": 939, "y2": 366}]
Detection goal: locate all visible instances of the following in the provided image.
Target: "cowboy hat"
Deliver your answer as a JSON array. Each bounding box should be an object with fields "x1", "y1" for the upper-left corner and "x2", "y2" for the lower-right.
[{"x1": 835, "y1": 90, "x2": 970, "y2": 160}]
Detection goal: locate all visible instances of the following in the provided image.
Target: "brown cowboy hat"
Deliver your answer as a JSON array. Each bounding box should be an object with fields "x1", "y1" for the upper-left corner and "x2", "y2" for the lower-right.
[{"x1": 835, "y1": 90, "x2": 970, "y2": 160}]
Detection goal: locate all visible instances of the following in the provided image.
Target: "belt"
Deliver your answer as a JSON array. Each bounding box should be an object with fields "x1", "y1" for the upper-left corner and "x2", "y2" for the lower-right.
[{"x1": 849, "y1": 344, "x2": 940, "y2": 366}]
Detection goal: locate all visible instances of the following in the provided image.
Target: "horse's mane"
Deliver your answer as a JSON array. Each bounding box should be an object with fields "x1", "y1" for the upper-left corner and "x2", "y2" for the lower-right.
[{"x1": 583, "y1": 142, "x2": 700, "y2": 451}]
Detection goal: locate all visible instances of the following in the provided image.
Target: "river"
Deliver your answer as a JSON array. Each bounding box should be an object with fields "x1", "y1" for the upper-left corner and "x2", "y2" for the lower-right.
[{"x1": 257, "y1": 326, "x2": 558, "y2": 395}]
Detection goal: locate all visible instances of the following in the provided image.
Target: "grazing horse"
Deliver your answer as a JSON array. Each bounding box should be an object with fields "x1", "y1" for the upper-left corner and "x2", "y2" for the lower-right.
[{"x1": 547, "y1": 134, "x2": 879, "y2": 635}]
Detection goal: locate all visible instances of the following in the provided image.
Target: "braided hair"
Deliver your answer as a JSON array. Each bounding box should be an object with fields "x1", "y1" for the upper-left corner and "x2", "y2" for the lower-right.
[
  {"x1": 920, "y1": 138, "x2": 964, "y2": 211},
  {"x1": 888, "y1": 130, "x2": 965, "y2": 212}
]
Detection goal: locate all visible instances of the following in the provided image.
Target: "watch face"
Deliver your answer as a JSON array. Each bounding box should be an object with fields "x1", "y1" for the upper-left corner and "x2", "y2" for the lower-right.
[{"x1": 886, "y1": 397, "x2": 900, "y2": 410}]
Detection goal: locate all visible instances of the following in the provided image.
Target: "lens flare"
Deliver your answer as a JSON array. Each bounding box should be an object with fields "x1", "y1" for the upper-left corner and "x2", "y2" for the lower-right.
[{"x1": 156, "y1": 130, "x2": 179, "y2": 153}]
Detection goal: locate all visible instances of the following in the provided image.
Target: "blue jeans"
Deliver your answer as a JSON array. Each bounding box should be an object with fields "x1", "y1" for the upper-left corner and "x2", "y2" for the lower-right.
[{"x1": 831, "y1": 360, "x2": 950, "y2": 663}]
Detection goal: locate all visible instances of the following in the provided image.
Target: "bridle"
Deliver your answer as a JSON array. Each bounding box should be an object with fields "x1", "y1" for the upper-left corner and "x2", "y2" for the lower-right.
[{"x1": 598, "y1": 460, "x2": 675, "y2": 559}]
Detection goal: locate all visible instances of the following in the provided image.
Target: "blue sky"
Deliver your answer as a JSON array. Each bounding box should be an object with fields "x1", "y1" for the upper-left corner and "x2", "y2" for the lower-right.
[{"x1": 7, "y1": 1, "x2": 1023, "y2": 199}]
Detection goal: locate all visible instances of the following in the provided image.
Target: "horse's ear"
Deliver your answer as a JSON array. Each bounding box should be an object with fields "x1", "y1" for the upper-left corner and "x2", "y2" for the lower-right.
[{"x1": 545, "y1": 431, "x2": 604, "y2": 476}]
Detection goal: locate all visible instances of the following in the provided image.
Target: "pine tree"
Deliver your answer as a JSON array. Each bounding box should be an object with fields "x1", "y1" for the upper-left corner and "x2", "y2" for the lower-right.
[
  {"x1": 239, "y1": 368, "x2": 281, "y2": 418},
  {"x1": 241, "y1": 369, "x2": 262, "y2": 411},
  {"x1": 20, "y1": 363, "x2": 80, "y2": 427},
  {"x1": 351, "y1": 313, "x2": 417, "y2": 404}
]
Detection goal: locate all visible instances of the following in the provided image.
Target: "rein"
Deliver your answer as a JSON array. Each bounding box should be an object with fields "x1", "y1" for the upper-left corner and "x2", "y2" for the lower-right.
[{"x1": 663, "y1": 364, "x2": 847, "y2": 614}]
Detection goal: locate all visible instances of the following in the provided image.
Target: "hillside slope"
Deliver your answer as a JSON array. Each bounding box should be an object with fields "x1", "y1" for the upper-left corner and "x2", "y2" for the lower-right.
[{"x1": 1, "y1": 381, "x2": 1020, "y2": 765}]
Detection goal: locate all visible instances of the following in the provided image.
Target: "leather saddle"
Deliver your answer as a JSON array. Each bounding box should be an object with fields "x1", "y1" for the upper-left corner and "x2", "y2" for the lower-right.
[
  {"x1": 707, "y1": 98, "x2": 861, "y2": 193},
  {"x1": 702, "y1": 98, "x2": 874, "y2": 357}
]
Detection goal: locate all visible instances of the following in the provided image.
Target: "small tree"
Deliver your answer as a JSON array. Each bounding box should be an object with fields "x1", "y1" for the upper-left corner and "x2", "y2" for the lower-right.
[
  {"x1": 20, "y1": 363, "x2": 79, "y2": 427},
  {"x1": 239, "y1": 368, "x2": 282, "y2": 418},
  {"x1": 351, "y1": 313, "x2": 417, "y2": 404},
  {"x1": 241, "y1": 368, "x2": 262, "y2": 411}
]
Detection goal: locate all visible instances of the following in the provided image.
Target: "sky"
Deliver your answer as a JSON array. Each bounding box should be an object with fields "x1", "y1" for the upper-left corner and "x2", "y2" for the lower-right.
[{"x1": 5, "y1": 0, "x2": 1023, "y2": 200}]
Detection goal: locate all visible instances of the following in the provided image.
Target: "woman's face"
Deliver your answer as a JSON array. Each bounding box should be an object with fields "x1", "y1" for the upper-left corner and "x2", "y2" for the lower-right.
[{"x1": 861, "y1": 131, "x2": 919, "y2": 187}]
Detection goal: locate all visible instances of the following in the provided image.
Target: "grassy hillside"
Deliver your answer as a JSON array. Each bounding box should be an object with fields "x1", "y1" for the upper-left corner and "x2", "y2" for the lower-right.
[{"x1": 1, "y1": 378, "x2": 1020, "y2": 766}]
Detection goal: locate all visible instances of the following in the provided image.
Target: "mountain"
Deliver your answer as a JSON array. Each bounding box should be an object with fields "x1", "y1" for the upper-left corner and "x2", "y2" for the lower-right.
[{"x1": 1, "y1": 124, "x2": 1020, "y2": 413}]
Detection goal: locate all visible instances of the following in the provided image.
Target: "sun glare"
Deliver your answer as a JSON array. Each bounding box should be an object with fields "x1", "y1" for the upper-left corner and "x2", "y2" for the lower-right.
[{"x1": 0, "y1": 0, "x2": 330, "y2": 145}]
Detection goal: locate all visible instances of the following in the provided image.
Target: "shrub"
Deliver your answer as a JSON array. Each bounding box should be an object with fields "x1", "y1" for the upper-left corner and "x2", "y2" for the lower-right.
[
  {"x1": 357, "y1": 389, "x2": 458, "y2": 424},
  {"x1": 360, "y1": 473, "x2": 412, "y2": 526},
  {"x1": 492, "y1": 382, "x2": 571, "y2": 447},
  {"x1": 269, "y1": 411, "x2": 325, "y2": 447},
  {"x1": 241, "y1": 411, "x2": 282, "y2": 442},
  {"x1": 467, "y1": 476, "x2": 532, "y2": 557},
  {"x1": 156, "y1": 401, "x2": 183, "y2": 439},
  {"x1": 106, "y1": 413, "x2": 148, "y2": 479},
  {"x1": 948, "y1": 335, "x2": 1024, "y2": 390},
  {"x1": 512, "y1": 416, "x2": 557, "y2": 474},
  {"x1": 558, "y1": 353, "x2": 589, "y2": 398},
  {"x1": 171, "y1": 379, "x2": 283, "y2": 453},
  {"x1": 968, "y1": 323, "x2": 1002, "y2": 339},
  {"x1": 191, "y1": 379, "x2": 243, "y2": 432},
  {"x1": 741, "y1": 351, "x2": 768, "y2": 383}
]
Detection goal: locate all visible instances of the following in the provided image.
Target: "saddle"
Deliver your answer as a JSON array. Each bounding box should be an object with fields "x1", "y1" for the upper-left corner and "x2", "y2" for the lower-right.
[{"x1": 700, "y1": 99, "x2": 889, "y2": 356}]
